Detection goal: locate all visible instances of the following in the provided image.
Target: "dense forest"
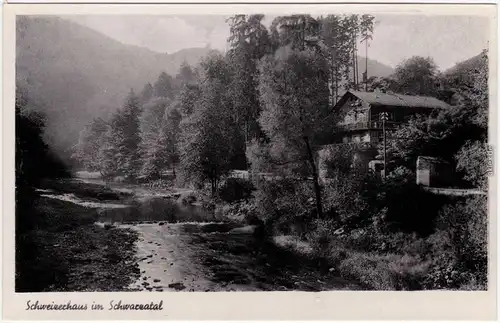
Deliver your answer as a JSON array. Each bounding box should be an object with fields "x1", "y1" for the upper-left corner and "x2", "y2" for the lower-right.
[{"x1": 18, "y1": 14, "x2": 489, "y2": 290}]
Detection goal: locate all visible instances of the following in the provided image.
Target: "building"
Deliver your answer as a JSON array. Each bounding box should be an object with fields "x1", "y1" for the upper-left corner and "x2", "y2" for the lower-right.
[
  {"x1": 318, "y1": 90, "x2": 451, "y2": 179},
  {"x1": 331, "y1": 90, "x2": 450, "y2": 144}
]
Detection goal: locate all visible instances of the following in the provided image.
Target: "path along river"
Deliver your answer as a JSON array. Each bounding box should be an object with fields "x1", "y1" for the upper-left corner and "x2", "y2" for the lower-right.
[{"x1": 39, "y1": 176, "x2": 361, "y2": 292}]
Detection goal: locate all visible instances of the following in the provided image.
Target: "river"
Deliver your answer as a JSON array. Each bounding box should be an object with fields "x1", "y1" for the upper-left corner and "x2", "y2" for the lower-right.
[{"x1": 39, "y1": 176, "x2": 361, "y2": 292}]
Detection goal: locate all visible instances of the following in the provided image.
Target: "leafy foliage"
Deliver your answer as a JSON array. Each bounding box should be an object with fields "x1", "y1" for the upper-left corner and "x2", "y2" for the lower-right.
[
  {"x1": 321, "y1": 143, "x2": 379, "y2": 226},
  {"x1": 153, "y1": 72, "x2": 176, "y2": 99},
  {"x1": 179, "y1": 54, "x2": 240, "y2": 195},
  {"x1": 139, "y1": 97, "x2": 171, "y2": 179},
  {"x1": 73, "y1": 118, "x2": 108, "y2": 171},
  {"x1": 257, "y1": 46, "x2": 331, "y2": 217},
  {"x1": 455, "y1": 140, "x2": 489, "y2": 190},
  {"x1": 218, "y1": 178, "x2": 255, "y2": 203}
]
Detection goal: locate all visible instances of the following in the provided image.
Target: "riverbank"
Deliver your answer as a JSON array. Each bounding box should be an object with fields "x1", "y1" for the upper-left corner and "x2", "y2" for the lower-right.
[
  {"x1": 17, "y1": 177, "x2": 365, "y2": 291},
  {"x1": 16, "y1": 196, "x2": 140, "y2": 292}
]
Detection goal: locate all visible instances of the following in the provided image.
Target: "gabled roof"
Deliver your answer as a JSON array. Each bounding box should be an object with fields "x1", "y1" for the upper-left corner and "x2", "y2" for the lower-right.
[{"x1": 337, "y1": 90, "x2": 451, "y2": 110}]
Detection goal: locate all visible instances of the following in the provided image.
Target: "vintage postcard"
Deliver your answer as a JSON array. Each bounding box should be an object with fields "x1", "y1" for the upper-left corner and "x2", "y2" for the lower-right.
[{"x1": 2, "y1": 2, "x2": 498, "y2": 320}]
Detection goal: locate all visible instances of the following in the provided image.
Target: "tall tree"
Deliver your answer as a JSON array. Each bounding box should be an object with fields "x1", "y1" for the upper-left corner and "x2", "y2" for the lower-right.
[
  {"x1": 73, "y1": 117, "x2": 108, "y2": 171},
  {"x1": 257, "y1": 47, "x2": 331, "y2": 218},
  {"x1": 176, "y1": 62, "x2": 196, "y2": 85},
  {"x1": 392, "y1": 56, "x2": 439, "y2": 96},
  {"x1": 96, "y1": 125, "x2": 119, "y2": 179},
  {"x1": 226, "y1": 14, "x2": 271, "y2": 167},
  {"x1": 140, "y1": 83, "x2": 154, "y2": 104},
  {"x1": 179, "y1": 54, "x2": 239, "y2": 195},
  {"x1": 161, "y1": 106, "x2": 183, "y2": 176},
  {"x1": 360, "y1": 14, "x2": 375, "y2": 91},
  {"x1": 139, "y1": 97, "x2": 171, "y2": 179},
  {"x1": 348, "y1": 15, "x2": 360, "y2": 89},
  {"x1": 179, "y1": 84, "x2": 201, "y2": 117},
  {"x1": 318, "y1": 14, "x2": 354, "y2": 105},
  {"x1": 270, "y1": 15, "x2": 321, "y2": 50},
  {"x1": 154, "y1": 71, "x2": 175, "y2": 99},
  {"x1": 111, "y1": 89, "x2": 142, "y2": 180}
]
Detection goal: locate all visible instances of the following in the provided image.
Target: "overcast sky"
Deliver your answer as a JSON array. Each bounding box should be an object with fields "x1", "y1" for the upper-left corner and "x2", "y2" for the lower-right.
[{"x1": 67, "y1": 14, "x2": 490, "y2": 71}]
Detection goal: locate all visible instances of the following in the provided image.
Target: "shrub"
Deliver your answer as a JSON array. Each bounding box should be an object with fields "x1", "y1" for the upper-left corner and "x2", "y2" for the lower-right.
[
  {"x1": 382, "y1": 168, "x2": 449, "y2": 235},
  {"x1": 338, "y1": 252, "x2": 430, "y2": 290},
  {"x1": 177, "y1": 191, "x2": 197, "y2": 206},
  {"x1": 321, "y1": 146, "x2": 380, "y2": 226},
  {"x1": 214, "y1": 200, "x2": 260, "y2": 224},
  {"x1": 218, "y1": 178, "x2": 255, "y2": 203},
  {"x1": 423, "y1": 195, "x2": 488, "y2": 289},
  {"x1": 253, "y1": 178, "x2": 315, "y2": 236},
  {"x1": 305, "y1": 218, "x2": 338, "y2": 247}
]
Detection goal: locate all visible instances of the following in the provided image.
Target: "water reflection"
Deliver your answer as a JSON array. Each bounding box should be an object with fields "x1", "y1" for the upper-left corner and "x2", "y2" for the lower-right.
[{"x1": 97, "y1": 197, "x2": 217, "y2": 224}]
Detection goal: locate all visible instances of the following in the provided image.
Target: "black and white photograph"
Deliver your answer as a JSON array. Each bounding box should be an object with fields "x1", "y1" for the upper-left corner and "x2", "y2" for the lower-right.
[{"x1": 13, "y1": 8, "x2": 493, "y2": 297}]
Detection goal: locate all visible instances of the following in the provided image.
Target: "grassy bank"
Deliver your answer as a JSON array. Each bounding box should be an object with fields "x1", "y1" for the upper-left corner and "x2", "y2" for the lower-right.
[
  {"x1": 16, "y1": 196, "x2": 140, "y2": 292},
  {"x1": 211, "y1": 176, "x2": 487, "y2": 291},
  {"x1": 274, "y1": 218, "x2": 487, "y2": 291}
]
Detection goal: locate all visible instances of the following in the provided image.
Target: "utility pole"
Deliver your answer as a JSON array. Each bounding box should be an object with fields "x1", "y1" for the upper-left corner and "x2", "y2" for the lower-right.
[
  {"x1": 380, "y1": 112, "x2": 389, "y2": 180},
  {"x1": 365, "y1": 38, "x2": 368, "y2": 92}
]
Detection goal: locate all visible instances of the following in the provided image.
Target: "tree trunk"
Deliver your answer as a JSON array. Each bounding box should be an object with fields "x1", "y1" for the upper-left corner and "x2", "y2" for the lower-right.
[
  {"x1": 303, "y1": 136, "x2": 323, "y2": 219},
  {"x1": 354, "y1": 41, "x2": 359, "y2": 90},
  {"x1": 244, "y1": 120, "x2": 249, "y2": 170},
  {"x1": 335, "y1": 59, "x2": 340, "y2": 105}
]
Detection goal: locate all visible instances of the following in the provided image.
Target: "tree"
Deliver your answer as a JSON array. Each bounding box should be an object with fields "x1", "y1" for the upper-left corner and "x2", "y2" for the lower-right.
[
  {"x1": 443, "y1": 50, "x2": 488, "y2": 130},
  {"x1": 365, "y1": 76, "x2": 397, "y2": 92},
  {"x1": 450, "y1": 50, "x2": 489, "y2": 189},
  {"x1": 179, "y1": 84, "x2": 201, "y2": 117},
  {"x1": 227, "y1": 14, "x2": 271, "y2": 60},
  {"x1": 359, "y1": 14, "x2": 375, "y2": 91},
  {"x1": 176, "y1": 62, "x2": 196, "y2": 85},
  {"x1": 96, "y1": 125, "x2": 119, "y2": 179},
  {"x1": 226, "y1": 14, "x2": 271, "y2": 167},
  {"x1": 392, "y1": 56, "x2": 439, "y2": 96},
  {"x1": 109, "y1": 89, "x2": 142, "y2": 180},
  {"x1": 140, "y1": 83, "x2": 154, "y2": 104},
  {"x1": 162, "y1": 106, "x2": 182, "y2": 175},
  {"x1": 139, "y1": 97, "x2": 171, "y2": 179},
  {"x1": 179, "y1": 54, "x2": 239, "y2": 195},
  {"x1": 344, "y1": 14, "x2": 360, "y2": 89},
  {"x1": 257, "y1": 46, "x2": 331, "y2": 218},
  {"x1": 309, "y1": 14, "x2": 375, "y2": 103},
  {"x1": 154, "y1": 72, "x2": 175, "y2": 99},
  {"x1": 321, "y1": 143, "x2": 379, "y2": 225},
  {"x1": 318, "y1": 15, "x2": 353, "y2": 105},
  {"x1": 455, "y1": 140, "x2": 489, "y2": 190},
  {"x1": 270, "y1": 15, "x2": 321, "y2": 50},
  {"x1": 73, "y1": 117, "x2": 108, "y2": 171},
  {"x1": 16, "y1": 87, "x2": 69, "y2": 186}
]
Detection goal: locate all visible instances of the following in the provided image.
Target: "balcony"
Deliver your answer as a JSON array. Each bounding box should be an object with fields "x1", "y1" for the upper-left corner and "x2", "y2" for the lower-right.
[{"x1": 334, "y1": 121, "x2": 402, "y2": 133}]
